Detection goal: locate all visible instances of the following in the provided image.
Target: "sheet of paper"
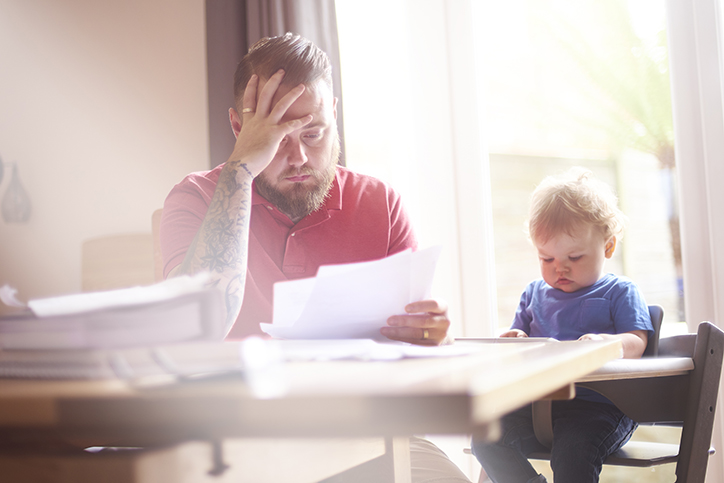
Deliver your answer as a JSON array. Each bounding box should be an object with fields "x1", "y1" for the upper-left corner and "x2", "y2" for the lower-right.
[
  {"x1": 260, "y1": 246, "x2": 442, "y2": 340},
  {"x1": 274, "y1": 338, "x2": 485, "y2": 361},
  {"x1": 0, "y1": 285, "x2": 26, "y2": 308},
  {"x1": 271, "y1": 277, "x2": 316, "y2": 328},
  {"x1": 0, "y1": 274, "x2": 224, "y2": 350},
  {"x1": 26, "y1": 273, "x2": 211, "y2": 317}
]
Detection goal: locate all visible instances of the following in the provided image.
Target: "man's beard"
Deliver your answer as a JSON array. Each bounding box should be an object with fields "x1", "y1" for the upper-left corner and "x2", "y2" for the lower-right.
[{"x1": 255, "y1": 136, "x2": 340, "y2": 222}]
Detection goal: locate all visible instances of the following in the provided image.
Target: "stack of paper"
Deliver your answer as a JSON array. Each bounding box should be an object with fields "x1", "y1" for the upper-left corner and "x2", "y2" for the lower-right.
[
  {"x1": 0, "y1": 340, "x2": 243, "y2": 380},
  {"x1": 0, "y1": 274, "x2": 224, "y2": 350}
]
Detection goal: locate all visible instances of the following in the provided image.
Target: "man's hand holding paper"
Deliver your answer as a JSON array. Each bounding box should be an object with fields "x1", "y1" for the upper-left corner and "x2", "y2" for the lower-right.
[
  {"x1": 382, "y1": 299, "x2": 451, "y2": 346},
  {"x1": 260, "y1": 246, "x2": 449, "y2": 345}
]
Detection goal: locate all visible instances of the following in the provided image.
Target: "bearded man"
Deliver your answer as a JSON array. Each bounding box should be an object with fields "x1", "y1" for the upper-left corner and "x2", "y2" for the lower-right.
[
  {"x1": 160, "y1": 33, "x2": 453, "y2": 345},
  {"x1": 159, "y1": 33, "x2": 469, "y2": 483}
]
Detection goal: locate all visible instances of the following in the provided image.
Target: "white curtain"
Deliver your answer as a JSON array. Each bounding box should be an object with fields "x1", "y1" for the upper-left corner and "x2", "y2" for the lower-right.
[{"x1": 667, "y1": 0, "x2": 724, "y2": 480}]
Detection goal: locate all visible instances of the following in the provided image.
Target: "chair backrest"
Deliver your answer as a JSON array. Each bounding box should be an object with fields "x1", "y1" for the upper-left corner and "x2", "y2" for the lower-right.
[
  {"x1": 81, "y1": 233, "x2": 155, "y2": 292},
  {"x1": 152, "y1": 208, "x2": 163, "y2": 282},
  {"x1": 578, "y1": 321, "x2": 724, "y2": 482},
  {"x1": 643, "y1": 304, "x2": 664, "y2": 357},
  {"x1": 674, "y1": 321, "x2": 724, "y2": 481}
]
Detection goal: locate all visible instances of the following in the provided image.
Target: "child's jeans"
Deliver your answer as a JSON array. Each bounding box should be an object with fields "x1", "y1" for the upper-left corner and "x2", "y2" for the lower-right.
[{"x1": 471, "y1": 398, "x2": 637, "y2": 483}]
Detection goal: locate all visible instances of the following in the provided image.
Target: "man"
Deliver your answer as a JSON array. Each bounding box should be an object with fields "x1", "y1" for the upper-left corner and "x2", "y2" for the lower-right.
[
  {"x1": 160, "y1": 33, "x2": 452, "y2": 346},
  {"x1": 160, "y1": 33, "x2": 470, "y2": 482}
]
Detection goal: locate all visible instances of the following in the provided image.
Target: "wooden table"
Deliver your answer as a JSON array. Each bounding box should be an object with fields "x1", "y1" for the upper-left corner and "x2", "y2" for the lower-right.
[{"x1": 0, "y1": 338, "x2": 622, "y2": 482}]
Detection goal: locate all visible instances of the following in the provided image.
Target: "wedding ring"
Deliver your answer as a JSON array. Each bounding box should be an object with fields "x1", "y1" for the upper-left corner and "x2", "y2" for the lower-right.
[
  {"x1": 422, "y1": 329, "x2": 429, "y2": 340},
  {"x1": 242, "y1": 108, "x2": 254, "y2": 114}
]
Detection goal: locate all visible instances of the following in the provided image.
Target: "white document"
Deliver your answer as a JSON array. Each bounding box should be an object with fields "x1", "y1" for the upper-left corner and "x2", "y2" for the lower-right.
[
  {"x1": 260, "y1": 246, "x2": 442, "y2": 340},
  {"x1": 275, "y1": 339, "x2": 485, "y2": 361},
  {"x1": 0, "y1": 274, "x2": 225, "y2": 350},
  {"x1": 26, "y1": 273, "x2": 212, "y2": 317}
]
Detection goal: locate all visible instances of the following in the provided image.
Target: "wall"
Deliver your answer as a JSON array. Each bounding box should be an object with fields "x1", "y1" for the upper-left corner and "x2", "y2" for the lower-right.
[{"x1": 0, "y1": 0, "x2": 208, "y2": 308}]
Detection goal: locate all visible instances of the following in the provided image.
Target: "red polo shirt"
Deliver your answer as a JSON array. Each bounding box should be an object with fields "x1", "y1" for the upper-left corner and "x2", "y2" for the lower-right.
[{"x1": 160, "y1": 164, "x2": 417, "y2": 339}]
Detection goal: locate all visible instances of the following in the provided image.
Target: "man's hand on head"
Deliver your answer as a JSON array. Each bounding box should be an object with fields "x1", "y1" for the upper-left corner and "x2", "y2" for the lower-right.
[
  {"x1": 381, "y1": 299, "x2": 452, "y2": 346},
  {"x1": 229, "y1": 70, "x2": 313, "y2": 176}
]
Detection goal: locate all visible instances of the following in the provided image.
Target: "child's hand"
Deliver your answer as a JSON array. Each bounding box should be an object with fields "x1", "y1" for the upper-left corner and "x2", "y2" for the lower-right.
[
  {"x1": 500, "y1": 329, "x2": 528, "y2": 338},
  {"x1": 578, "y1": 333, "x2": 604, "y2": 341},
  {"x1": 578, "y1": 331, "x2": 648, "y2": 358}
]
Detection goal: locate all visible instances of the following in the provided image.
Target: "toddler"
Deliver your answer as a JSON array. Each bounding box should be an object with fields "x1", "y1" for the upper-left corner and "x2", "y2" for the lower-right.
[{"x1": 472, "y1": 168, "x2": 654, "y2": 483}]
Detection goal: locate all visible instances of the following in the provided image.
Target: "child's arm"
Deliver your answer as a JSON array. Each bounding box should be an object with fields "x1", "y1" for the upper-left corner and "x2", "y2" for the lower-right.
[
  {"x1": 500, "y1": 329, "x2": 528, "y2": 338},
  {"x1": 578, "y1": 330, "x2": 648, "y2": 359}
]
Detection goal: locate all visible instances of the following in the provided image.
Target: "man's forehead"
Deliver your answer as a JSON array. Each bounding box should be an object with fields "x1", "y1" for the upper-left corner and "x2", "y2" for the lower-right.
[{"x1": 262, "y1": 78, "x2": 333, "y2": 108}]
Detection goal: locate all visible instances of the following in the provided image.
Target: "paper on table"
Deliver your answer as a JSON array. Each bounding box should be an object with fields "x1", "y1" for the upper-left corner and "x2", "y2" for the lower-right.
[
  {"x1": 0, "y1": 274, "x2": 225, "y2": 350},
  {"x1": 26, "y1": 273, "x2": 212, "y2": 317},
  {"x1": 0, "y1": 285, "x2": 26, "y2": 308},
  {"x1": 1, "y1": 274, "x2": 212, "y2": 321},
  {"x1": 276, "y1": 339, "x2": 486, "y2": 361},
  {"x1": 260, "y1": 246, "x2": 442, "y2": 340}
]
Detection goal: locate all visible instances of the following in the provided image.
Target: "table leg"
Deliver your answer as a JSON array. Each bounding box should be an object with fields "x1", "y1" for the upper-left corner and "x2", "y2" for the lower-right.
[
  {"x1": 386, "y1": 435, "x2": 411, "y2": 483},
  {"x1": 317, "y1": 435, "x2": 410, "y2": 483}
]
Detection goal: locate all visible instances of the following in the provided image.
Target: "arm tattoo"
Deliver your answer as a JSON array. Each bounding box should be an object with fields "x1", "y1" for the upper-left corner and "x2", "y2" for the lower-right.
[
  {"x1": 239, "y1": 163, "x2": 253, "y2": 178},
  {"x1": 197, "y1": 162, "x2": 252, "y2": 273},
  {"x1": 224, "y1": 273, "x2": 245, "y2": 331},
  {"x1": 178, "y1": 161, "x2": 255, "y2": 330}
]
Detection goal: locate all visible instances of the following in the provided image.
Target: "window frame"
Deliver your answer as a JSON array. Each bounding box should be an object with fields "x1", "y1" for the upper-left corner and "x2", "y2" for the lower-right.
[{"x1": 665, "y1": 1, "x2": 724, "y2": 480}]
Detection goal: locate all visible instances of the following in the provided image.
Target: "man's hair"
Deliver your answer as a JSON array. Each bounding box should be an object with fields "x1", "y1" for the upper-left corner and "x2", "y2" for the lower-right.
[
  {"x1": 233, "y1": 33, "x2": 333, "y2": 105},
  {"x1": 527, "y1": 167, "x2": 627, "y2": 244}
]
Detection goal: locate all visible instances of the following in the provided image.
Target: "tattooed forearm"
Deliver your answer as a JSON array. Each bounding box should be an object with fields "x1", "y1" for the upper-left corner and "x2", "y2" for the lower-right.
[
  {"x1": 180, "y1": 163, "x2": 252, "y2": 273},
  {"x1": 224, "y1": 273, "x2": 245, "y2": 332},
  {"x1": 174, "y1": 161, "x2": 255, "y2": 333}
]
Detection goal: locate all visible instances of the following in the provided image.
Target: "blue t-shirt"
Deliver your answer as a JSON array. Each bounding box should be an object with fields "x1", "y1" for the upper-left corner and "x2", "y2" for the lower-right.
[
  {"x1": 511, "y1": 273, "x2": 654, "y2": 403},
  {"x1": 511, "y1": 273, "x2": 653, "y2": 341}
]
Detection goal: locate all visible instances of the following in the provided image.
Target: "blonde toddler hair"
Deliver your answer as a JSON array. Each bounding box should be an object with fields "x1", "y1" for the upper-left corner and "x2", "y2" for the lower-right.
[{"x1": 527, "y1": 167, "x2": 627, "y2": 244}]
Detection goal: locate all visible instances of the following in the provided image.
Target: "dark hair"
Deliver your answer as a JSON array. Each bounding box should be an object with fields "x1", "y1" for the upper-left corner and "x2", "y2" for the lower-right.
[{"x1": 233, "y1": 33, "x2": 333, "y2": 104}]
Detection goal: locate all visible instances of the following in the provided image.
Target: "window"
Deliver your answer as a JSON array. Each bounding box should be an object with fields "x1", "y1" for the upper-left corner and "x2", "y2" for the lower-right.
[
  {"x1": 474, "y1": 0, "x2": 682, "y2": 330},
  {"x1": 336, "y1": 0, "x2": 498, "y2": 337},
  {"x1": 336, "y1": 0, "x2": 681, "y2": 334},
  {"x1": 336, "y1": 1, "x2": 724, "y2": 479}
]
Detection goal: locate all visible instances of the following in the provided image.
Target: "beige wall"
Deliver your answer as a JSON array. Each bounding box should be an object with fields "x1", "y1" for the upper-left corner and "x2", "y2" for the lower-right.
[{"x1": 0, "y1": 0, "x2": 209, "y2": 306}]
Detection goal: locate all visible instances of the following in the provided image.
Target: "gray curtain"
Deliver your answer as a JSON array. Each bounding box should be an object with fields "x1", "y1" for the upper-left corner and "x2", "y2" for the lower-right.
[
  {"x1": 206, "y1": 0, "x2": 248, "y2": 168},
  {"x1": 245, "y1": 0, "x2": 346, "y2": 165}
]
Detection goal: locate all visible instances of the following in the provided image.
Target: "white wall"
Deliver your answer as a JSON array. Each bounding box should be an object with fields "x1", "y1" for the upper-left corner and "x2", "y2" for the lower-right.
[{"x1": 0, "y1": 0, "x2": 208, "y2": 307}]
